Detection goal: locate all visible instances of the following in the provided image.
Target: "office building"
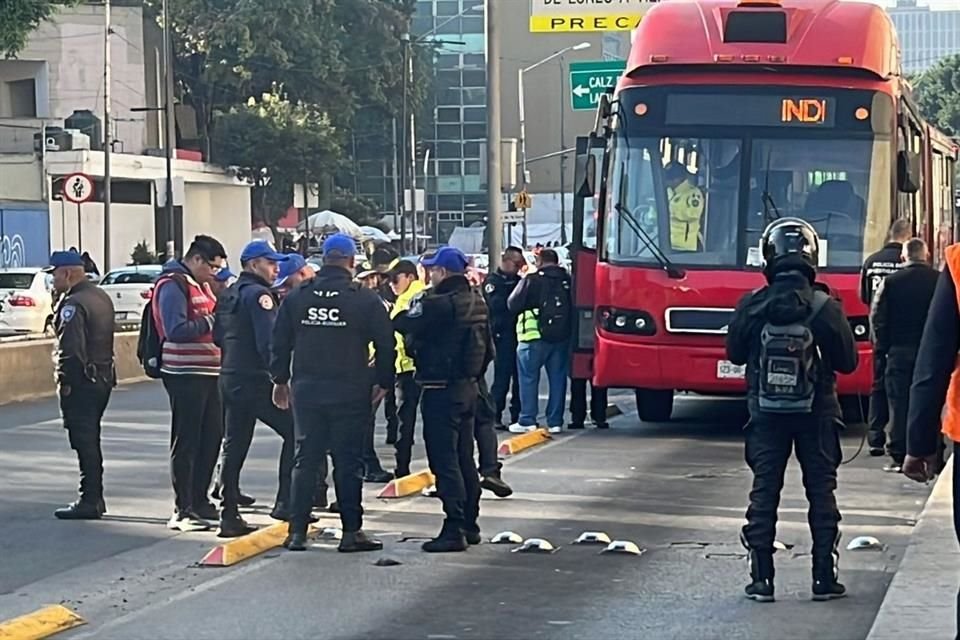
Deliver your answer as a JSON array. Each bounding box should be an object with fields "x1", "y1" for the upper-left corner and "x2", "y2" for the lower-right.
[{"x1": 887, "y1": 0, "x2": 960, "y2": 73}]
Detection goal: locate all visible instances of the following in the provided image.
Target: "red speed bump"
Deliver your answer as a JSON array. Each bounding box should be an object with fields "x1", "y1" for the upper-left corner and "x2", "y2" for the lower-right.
[
  {"x1": 377, "y1": 469, "x2": 436, "y2": 499},
  {"x1": 497, "y1": 428, "x2": 551, "y2": 456}
]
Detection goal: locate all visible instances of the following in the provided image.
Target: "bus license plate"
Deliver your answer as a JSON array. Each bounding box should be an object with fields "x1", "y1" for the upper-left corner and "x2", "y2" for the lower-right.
[{"x1": 717, "y1": 360, "x2": 746, "y2": 379}]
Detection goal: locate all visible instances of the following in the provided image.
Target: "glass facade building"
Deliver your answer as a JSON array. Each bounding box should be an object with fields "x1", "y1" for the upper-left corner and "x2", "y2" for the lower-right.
[{"x1": 887, "y1": 0, "x2": 960, "y2": 73}]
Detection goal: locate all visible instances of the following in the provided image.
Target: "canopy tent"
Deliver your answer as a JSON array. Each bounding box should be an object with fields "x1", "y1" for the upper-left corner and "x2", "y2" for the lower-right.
[{"x1": 299, "y1": 210, "x2": 363, "y2": 238}]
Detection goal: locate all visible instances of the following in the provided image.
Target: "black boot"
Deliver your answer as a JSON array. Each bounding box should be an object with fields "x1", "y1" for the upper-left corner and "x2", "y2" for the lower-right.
[
  {"x1": 283, "y1": 525, "x2": 308, "y2": 551},
  {"x1": 54, "y1": 500, "x2": 103, "y2": 520},
  {"x1": 217, "y1": 514, "x2": 256, "y2": 538},
  {"x1": 480, "y1": 474, "x2": 513, "y2": 498},
  {"x1": 338, "y1": 530, "x2": 383, "y2": 553},
  {"x1": 422, "y1": 522, "x2": 468, "y2": 553},
  {"x1": 237, "y1": 492, "x2": 256, "y2": 507},
  {"x1": 364, "y1": 469, "x2": 394, "y2": 484},
  {"x1": 385, "y1": 428, "x2": 398, "y2": 446},
  {"x1": 812, "y1": 534, "x2": 847, "y2": 601},
  {"x1": 741, "y1": 533, "x2": 775, "y2": 602},
  {"x1": 462, "y1": 526, "x2": 482, "y2": 545},
  {"x1": 271, "y1": 504, "x2": 318, "y2": 524}
]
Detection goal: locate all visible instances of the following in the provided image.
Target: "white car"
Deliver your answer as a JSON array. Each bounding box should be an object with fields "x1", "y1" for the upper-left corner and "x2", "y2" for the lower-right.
[
  {"x1": 98, "y1": 265, "x2": 163, "y2": 330},
  {"x1": 0, "y1": 268, "x2": 55, "y2": 336}
]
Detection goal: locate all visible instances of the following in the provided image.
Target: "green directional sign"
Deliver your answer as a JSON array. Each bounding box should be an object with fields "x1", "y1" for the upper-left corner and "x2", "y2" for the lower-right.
[{"x1": 569, "y1": 60, "x2": 627, "y2": 111}]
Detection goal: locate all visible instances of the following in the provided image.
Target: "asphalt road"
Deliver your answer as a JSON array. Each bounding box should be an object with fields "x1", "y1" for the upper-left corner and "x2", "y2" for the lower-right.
[{"x1": 0, "y1": 384, "x2": 934, "y2": 640}]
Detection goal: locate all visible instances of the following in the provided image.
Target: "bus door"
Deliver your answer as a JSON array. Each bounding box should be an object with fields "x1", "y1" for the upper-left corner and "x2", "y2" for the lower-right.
[{"x1": 571, "y1": 134, "x2": 606, "y2": 381}]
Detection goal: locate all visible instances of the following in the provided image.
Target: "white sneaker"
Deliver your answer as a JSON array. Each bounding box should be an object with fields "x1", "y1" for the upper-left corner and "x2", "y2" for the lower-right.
[
  {"x1": 547, "y1": 425, "x2": 563, "y2": 434},
  {"x1": 508, "y1": 423, "x2": 536, "y2": 434},
  {"x1": 167, "y1": 511, "x2": 212, "y2": 533}
]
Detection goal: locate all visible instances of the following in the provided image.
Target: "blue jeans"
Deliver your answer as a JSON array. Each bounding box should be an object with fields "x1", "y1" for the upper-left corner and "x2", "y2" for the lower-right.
[{"x1": 517, "y1": 340, "x2": 569, "y2": 428}]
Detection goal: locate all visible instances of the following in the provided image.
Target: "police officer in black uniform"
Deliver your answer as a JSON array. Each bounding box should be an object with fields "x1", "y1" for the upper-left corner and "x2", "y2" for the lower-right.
[
  {"x1": 395, "y1": 246, "x2": 494, "y2": 552},
  {"x1": 271, "y1": 234, "x2": 395, "y2": 552},
  {"x1": 861, "y1": 219, "x2": 911, "y2": 455},
  {"x1": 483, "y1": 246, "x2": 524, "y2": 429},
  {"x1": 726, "y1": 218, "x2": 857, "y2": 603},
  {"x1": 48, "y1": 250, "x2": 116, "y2": 519},
  {"x1": 214, "y1": 241, "x2": 296, "y2": 537},
  {"x1": 869, "y1": 238, "x2": 939, "y2": 472}
]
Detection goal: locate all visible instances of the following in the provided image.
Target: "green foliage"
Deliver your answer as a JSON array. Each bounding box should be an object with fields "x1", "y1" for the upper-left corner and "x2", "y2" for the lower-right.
[
  {"x1": 914, "y1": 55, "x2": 960, "y2": 135},
  {"x1": 130, "y1": 241, "x2": 158, "y2": 265},
  {"x1": 0, "y1": 0, "x2": 79, "y2": 58},
  {"x1": 329, "y1": 188, "x2": 382, "y2": 225}
]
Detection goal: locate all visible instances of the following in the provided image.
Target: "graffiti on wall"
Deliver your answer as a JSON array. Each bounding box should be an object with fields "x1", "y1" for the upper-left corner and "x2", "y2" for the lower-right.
[{"x1": 0, "y1": 234, "x2": 25, "y2": 268}]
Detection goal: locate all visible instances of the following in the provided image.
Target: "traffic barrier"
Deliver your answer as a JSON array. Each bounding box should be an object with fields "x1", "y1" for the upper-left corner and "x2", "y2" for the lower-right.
[
  {"x1": 497, "y1": 428, "x2": 551, "y2": 456},
  {"x1": 377, "y1": 469, "x2": 436, "y2": 499},
  {"x1": 0, "y1": 332, "x2": 145, "y2": 405},
  {"x1": 0, "y1": 604, "x2": 85, "y2": 639}
]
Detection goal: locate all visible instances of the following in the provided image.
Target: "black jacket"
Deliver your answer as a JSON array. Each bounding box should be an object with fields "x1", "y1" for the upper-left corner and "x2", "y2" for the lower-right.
[
  {"x1": 215, "y1": 271, "x2": 278, "y2": 379},
  {"x1": 860, "y1": 242, "x2": 903, "y2": 305},
  {"x1": 907, "y1": 265, "x2": 958, "y2": 457},
  {"x1": 726, "y1": 271, "x2": 858, "y2": 419},
  {"x1": 394, "y1": 274, "x2": 494, "y2": 386},
  {"x1": 483, "y1": 268, "x2": 521, "y2": 340},
  {"x1": 869, "y1": 262, "x2": 939, "y2": 356},
  {"x1": 270, "y1": 265, "x2": 395, "y2": 406},
  {"x1": 54, "y1": 280, "x2": 115, "y2": 386},
  {"x1": 507, "y1": 264, "x2": 572, "y2": 315}
]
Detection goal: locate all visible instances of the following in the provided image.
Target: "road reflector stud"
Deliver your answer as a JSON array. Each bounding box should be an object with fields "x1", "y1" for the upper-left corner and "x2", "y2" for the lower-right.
[
  {"x1": 377, "y1": 469, "x2": 436, "y2": 499},
  {"x1": 512, "y1": 538, "x2": 558, "y2": 554},
  {"x1": 422, "y1": 485, "x2": 438, "y2": 497},
  {"x1": 847, "y1": 536, "x2": 883, "y2": 551},
  {"x1": 601, "y1": 540, "x2": 645, "y2": 556},
  {"x1": 574, "y1": 531, "x2": 612, "y2": 545},
  {"x1": 318, "y1": 527, "x2": 342, "y2": 541},
  {"x1": 773, "y1": 540, "x2": 794, "y2": 552},
  {"x1": 498, "y1": 428, "x2": 552, "y2": 456},
  {"x1": 0, "y1": 605, "x2": 86, "y2": 639},
  {"x1": 491, "y1": 531, "x2": 524, "y2": 545}
]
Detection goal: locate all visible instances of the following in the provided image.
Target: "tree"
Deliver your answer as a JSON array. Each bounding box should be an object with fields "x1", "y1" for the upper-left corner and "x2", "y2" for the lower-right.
[
  {"x1": 1, "y1": 0, "x2": 79, "y2": 58},
  {"x1": 914, "y1": 55, "x2": 960, "y2": 135},
  {"x1": 211, "y1": 85, "x2": 341, "y2": 225},
  {"x1": 329, "y1": 188, "x2": 382, "y2": 225}
]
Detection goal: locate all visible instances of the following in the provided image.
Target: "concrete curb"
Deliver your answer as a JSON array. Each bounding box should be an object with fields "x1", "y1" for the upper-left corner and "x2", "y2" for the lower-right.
[
  {"x1": 497, "y1": 428, "x2": 552, "y2": 456},
  {"x1": 866, "y1": 461, "x2": 958, "y2": 640},
  {"x1": 377, "y1": 469, "x2": 436, "y2": 499},
  {"x1": 200, "y1": 521, "x2": 324, "y2": 567},
  {"x1": 0, "y1": 604, "x2": 85, "y2": 639}
]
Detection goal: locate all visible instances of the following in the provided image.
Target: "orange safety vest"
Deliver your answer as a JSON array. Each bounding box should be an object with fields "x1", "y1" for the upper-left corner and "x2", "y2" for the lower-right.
[{"x1": 940, "y1": 244, "x2": 960, "y2": 442}]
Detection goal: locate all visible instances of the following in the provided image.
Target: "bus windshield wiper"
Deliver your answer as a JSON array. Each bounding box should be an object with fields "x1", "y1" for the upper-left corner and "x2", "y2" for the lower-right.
[
  {"x1": 761, "y1": 149, "x2": 781, "y2": 224},
  {"x1": 614, "y1": 202, "x2": 685, "y2": 279}
]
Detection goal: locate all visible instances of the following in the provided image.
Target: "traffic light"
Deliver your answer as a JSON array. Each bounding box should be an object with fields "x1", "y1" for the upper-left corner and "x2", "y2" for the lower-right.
[{"x1": 513, "y1": 190, "x2": 532, "y2": 210}]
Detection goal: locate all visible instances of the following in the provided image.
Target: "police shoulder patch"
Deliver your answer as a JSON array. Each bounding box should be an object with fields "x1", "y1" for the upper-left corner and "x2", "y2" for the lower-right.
[
  {"x1": 258, "y1": 294, "x2": 275, "y2": 310},
  {"x1": 60, "y1": 304, "x2": 76, "y2": 323},
  {"x1": 484, "y1": 283, "x2": 495, "y2": 294}
]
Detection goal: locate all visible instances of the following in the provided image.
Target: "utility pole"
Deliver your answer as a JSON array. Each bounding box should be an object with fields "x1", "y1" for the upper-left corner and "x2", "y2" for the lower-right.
[
  {"x1": 162, "y1": 0, "x2": 175, "y2": 260},
  {"x1": 391, "y1": 118, "x2": 400, "y2": 234},
  {"x1": 399, "y1": 34, "x2": 410, "y2": 252},
  {"x1": 407, "y1": 51, "x2": 417, "y2": 255},
  {"x1": 103, "y1": 0, "x2": 112, "y2": 272},
  {"x1": 485, "y1": 0, "x2": 503, "y2": 265},
  {"x1": 559, "y1": 55, "x2": 567, "y2": 245}
]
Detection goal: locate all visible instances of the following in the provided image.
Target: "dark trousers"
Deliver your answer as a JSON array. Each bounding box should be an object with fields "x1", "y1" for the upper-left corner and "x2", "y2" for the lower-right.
[
  {"x1": 490, "y1": 333, "x2": 521, "y2": 424},
  {"x1": 219, "y1": 375, "x2": 294, "y2": 517},
  {"x1": 868, "y1": 354, "x2": 890, "y2": 450},
  {"x1": 742, "y1": 415, "x2": 842, "y2": 577},
  {"x1": 884, "y1": 348, "x2": 918, "y2": 465},
  {"x1": 384, "y1": 385, "x2": 400, "y2": 436},
  {"x1": 290, "y1": 399, "x2": 367, "y2": 532},
  {"x1": 570, "y1": 378, "x2": 608, "y2": 426},
  {"x1": 421, "y1": 381, "x2": 481, "y2": 533},
  {"x1": 363, "y1": 399, "x2": 387, "y2": 475},
  {"x1": 60, "y1": 380, "x2": 112, "y2": 503},
  {"x1": 394, "y1": 371, "x2": 421, "y2": 476},
  {"x1": 475, "y1": 377, "x2": 501, "y2": 477},
  {"x1": 162, "y1": 375, "x2": 224, "y2": 514}
]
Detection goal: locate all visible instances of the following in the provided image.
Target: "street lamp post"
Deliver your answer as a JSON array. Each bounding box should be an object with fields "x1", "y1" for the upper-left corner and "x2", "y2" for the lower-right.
[{"x1": 518, "y1": 42, "x2": 590, "y2": 247}]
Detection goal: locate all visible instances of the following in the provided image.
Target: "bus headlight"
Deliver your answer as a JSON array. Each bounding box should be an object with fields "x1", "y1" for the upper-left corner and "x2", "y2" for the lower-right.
[
  {"x1": 598, "y1": 307, "x2": 656, "y2": 336},
  {"x1": 848, "y1": 316, "x2": 870, "y2": 342}
]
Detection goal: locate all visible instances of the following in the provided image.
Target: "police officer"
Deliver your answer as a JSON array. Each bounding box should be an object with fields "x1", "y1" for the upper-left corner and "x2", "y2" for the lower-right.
[
  {"x1": 861, "y1": 219, "x2": 911, "y2": 456},
  {"x1": 48, "y1": 250, "x2": 116, "y2": 519},
  {"x1": 214, "y1": 241, "x2": 297, "y2": 537},
  {"x1": 483, "y1": 246, "x2": 524, "y2": 429},
  {"x1": 271, "y1": 234, "x2": 395, "y2": 552},
  {"x1": 726, "y1": 218, "x2": 857, "y2": 603},
  {"x1": 869, "y1": 238, "x2": 939, "y2": 473},
  {"x1": 394, "y1": 246, "x2": 494, "y2": 552}
]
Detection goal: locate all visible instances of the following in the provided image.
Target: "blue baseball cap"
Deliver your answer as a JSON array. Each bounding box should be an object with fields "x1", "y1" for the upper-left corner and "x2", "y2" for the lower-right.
[
  {"x1": 215, "y1": 267, "x2": 236, "y2": 282},
  {"x1": 322, "y1": 233, "x2": 357, "y2": 258},
  {"x1": 274, "y1": 253, "x2": 307, "y2": 287},
  {"x1": 44, "y1": 250, "x2": 84, "y2": 271},
  {"x1": 421, "y1": 246, "x2": 468, "y2": 272},
  {"x1": 240, "y1": 240, "x2": 288, "y2": 264}
]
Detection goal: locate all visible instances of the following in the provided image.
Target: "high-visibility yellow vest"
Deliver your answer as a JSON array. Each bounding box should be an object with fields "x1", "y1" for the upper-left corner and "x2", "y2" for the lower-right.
[
  {"x1": 668, "y1": 180, "x2": 704, "y2": 251},
  {"x1": 516, "y1": 308, "x2": 541, "y2": 343},
  {"x1": 390, "y1": 279, "x2": 425, "y2": 374}
]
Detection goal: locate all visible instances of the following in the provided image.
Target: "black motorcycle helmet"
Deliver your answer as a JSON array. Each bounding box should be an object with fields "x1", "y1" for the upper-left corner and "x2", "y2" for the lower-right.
[{"x1": 760, "y1": 217, "x2": 820, "y2": 282}]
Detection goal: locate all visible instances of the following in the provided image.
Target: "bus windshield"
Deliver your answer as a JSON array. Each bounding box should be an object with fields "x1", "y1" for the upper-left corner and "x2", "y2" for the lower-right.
[{"x1": 604, "y1": 86, "x2": 894, "y2": 270}]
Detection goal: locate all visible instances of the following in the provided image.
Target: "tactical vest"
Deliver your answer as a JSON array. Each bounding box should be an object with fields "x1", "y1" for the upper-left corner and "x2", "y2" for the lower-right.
[
  {"x1": 516, "y1": 308, "x2": 541, "y2": 342},
  {"x1": 217, "y1": 279, "x2": 273, "y2": 376}
]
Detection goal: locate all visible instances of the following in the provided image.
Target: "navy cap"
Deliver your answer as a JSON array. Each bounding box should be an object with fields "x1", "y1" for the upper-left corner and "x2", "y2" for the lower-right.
[
  {"x1": 45, "y1": 250, "x2": 84, "y2": 271},
  {"x1": 240, "y1": 240, "x2": 288, "y2": 264},
  {"x1": 322, "y1": 233, "x2": 356, "y2": 258},
  {"x1": 273, "y1": 253, "x2": 307, "y2": 288},
  {"x1": 421, "y1": 246, "x2": 468, "y2": 272},
  {"x1": 215, "y1": 267, "x2": 236, "y2": 282}
]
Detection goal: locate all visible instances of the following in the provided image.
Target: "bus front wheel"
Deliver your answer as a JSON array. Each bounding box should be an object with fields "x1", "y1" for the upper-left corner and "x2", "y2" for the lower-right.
[{"x1": 636, "y1": 389, "x2": 674, "y2": 423}]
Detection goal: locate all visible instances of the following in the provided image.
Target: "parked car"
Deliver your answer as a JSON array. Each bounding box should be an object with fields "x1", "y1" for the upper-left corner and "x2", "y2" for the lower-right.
[
  {"x1": 0, "y1": 268, "x2": 55, "y2": 336},
  {"x1": 98, "y1": 265, "x2": 163, "y2": 330}
]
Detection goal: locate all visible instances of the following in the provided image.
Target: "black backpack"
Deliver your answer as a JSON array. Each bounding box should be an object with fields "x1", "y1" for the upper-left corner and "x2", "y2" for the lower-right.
[
  {"x1": 536, "y1": 271, "x2": 573, "y2": 344},
  {"x1": 137, "y1": 275, "x2": 187, "y2": 379},
  {"x1": 757, "y1": 290, "x2": 830, "y2": 414}
]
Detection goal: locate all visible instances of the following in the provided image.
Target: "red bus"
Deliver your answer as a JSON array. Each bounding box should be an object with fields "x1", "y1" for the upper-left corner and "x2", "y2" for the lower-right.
[{"x1": 571, "y1": 0, "x2": 958, "y2": 422}]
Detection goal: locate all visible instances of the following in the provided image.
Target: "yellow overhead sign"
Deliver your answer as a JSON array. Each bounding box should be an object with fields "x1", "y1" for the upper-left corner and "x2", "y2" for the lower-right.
[
  {"x1": 529, "y1": 14, "x2": 642, "y2": 32},
  {"x1": 529, "y1": 0, "x2": 658, "y2": 33}
]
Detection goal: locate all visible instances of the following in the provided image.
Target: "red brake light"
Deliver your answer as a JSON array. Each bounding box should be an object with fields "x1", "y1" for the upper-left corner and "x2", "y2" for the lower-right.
[
  {"x1": 8, "y1": 295, "x2": 36, "y2": 307},
  {"x1": 140, "y1": 289, "x2": 152, "y2": 300}
]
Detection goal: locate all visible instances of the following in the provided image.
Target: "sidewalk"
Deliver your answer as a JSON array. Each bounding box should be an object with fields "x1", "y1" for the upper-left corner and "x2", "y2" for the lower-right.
[{"x1": 867, "y1": 461, "x2": 958, "y2": 640}]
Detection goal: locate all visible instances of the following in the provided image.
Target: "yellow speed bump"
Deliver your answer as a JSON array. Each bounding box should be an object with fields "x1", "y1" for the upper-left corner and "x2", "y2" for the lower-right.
[
  {"x1": 378, "y1": 469, "x2": 436, "y2": 499},
  {"x1": 0, "y1": 604, "x2": 85, "y2": 639},
  {"x1": 200, "y1": 521, "x2": 322, "y2": 567},
  {"x1": 498, "y1": 428, "x2": 551, "y2": 457}
]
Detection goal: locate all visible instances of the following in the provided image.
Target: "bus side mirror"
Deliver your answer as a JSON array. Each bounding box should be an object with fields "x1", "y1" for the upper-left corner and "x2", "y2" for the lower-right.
[
  {"x1": 898, "y1": 150, "x2": 921, "y2": 193},
  {"x1": 576, "y1": 154, "x2": 597, "y2": 198}
]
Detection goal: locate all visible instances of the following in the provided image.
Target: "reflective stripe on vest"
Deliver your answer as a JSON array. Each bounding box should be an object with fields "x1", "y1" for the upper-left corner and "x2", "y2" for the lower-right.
[
  {"x1": 516, "y1": 308, "x2": 541, "y2": 342},
  {"x1": 153, "y1": 275, "x2": 220, "y2": 376},
  {"x1": 940, "y1": 244, "x2": 960, "y2": 442}
]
